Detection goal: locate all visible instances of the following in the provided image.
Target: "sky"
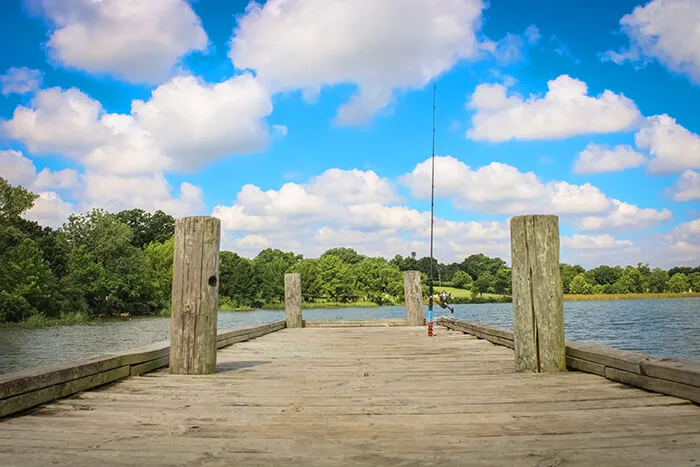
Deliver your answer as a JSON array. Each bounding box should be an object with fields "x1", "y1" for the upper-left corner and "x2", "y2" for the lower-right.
[{"x1": 0, "y1": 0, "x2": 698, "y2": 269}]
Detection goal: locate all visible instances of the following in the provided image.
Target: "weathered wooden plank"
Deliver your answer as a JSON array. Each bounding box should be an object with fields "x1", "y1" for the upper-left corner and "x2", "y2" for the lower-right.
[
  {"x1": 510, "y1": 214, "x2": 566, "y2": 373},
  {"x1": 130, "y1": 357, "x2": 169, "y2": 377},
  {"x1": 566, "y1": 356, "x2": 606, "y2": 376},
  {"x1": 565, "y1": 341, "x2": 645, "y2": 374},
  {"x1": 0, "y1": 366, "x2": 130, "y2": 418},
  {"x1": 403, "y1": 270, "x2": 424, "y2": 326},
  {"x1": 302, "y1": 319, "x2": 413, "y2": 328},
  {"x1": 284, "y1": 273, "x2": 303, "y2": 328},
  {"x1": 170, "y1": 216, "x2": 220, "y2": 375},
  {"x1": 216, "y1": 321, "x2": 286, "y2": 347},
  {"x1": 605, "y1": 367, "x2": 700, "y2": 404},
  {"x1": 641, "y1": 357, "x2": 700, "y2": 387}
]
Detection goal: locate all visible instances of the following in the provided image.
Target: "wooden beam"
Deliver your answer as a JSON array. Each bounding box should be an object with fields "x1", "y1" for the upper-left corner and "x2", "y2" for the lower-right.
[
  {"x1": 170, "y1": 216, "x2": 221, "y2": 375},
  {"x1": 284, "y1": 273, "x2": 302, "y2": 328},
  {"x1": 510, "y1": 214, "x2": 566, "y2": 373},
  {"x1": 403, "y1": 270, "x2": 424, "y2": 326}
]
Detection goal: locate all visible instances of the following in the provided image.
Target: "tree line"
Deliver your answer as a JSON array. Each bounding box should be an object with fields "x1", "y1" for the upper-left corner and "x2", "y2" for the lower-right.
[{"x1": 1, "y1": 178, "x2": 697, "y2": 324}]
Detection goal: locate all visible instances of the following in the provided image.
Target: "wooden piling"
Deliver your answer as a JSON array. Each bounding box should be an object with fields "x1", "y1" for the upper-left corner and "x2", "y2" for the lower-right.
[
  {"x1": 510, "y1": 214, "x2": 566, "y2": 373},
  {"x1": 169, "y1": 216, "x2": 221, "y2": 375},
  {"x1": 284, "y1": 273, "x2": 302, "y2": 328},
  {"x1": 403, "y1": 270, "x2": 424, "y2": 326}
]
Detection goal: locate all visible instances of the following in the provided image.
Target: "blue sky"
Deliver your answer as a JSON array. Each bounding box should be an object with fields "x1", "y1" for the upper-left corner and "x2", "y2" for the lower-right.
[{"x1": 0, "y1": 0, "x2": 698, "y2": 268}]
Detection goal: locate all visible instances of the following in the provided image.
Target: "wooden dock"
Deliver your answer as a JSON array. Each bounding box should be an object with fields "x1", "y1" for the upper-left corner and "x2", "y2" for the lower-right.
[{"x1": 2, "y1": 323, "x2": 700, "y2": 466}]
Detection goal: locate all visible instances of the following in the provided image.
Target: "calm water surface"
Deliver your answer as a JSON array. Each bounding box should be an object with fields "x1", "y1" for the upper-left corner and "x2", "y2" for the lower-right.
[{"x1": 0, "y1": 298, "x2": 698, "y2": 374}]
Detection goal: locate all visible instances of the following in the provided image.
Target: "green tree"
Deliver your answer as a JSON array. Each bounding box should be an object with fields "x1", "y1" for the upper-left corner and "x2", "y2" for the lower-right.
[
  {"x1": 560, "y1": 264, "x2": 586, "y2": 293},
  {"x1": 473, "y1": 272, "x2": 494, "y2": 297},
  {"x1": 612, "y1": 266, "x2": 644, "y2": 294},
  {"x1": 647, "y1": 268, "x2": 669, "y2": 293},
  {"x1": 689, "y1": 272, "x2": 700, "y2": 293},
  {"x1": 494, "y1": 267, "x2": 511, "y2": 295},
  {"x1": 116, "y1": 209, "x2": 175, "y2": 249},
  {"x1": 668, "y1": 273, "x2": 690, "y2": 293},
  {"x1": 142, "y1": 237, "x2": 174, "y2": 312},
  {"x1": 569, "y1": 274, "x2": 592, "y2": 294},
  {"x1": 353, "y1": 257, "x2": 402, "y2": 304},
  {"x1": 321, "y1": 247, "x2": 365, "y2": 265},
  {"x1": 451, "y1": 271, "x2": 472, "y2": 290},
  {"x1": 63, "y1": 209, "x2": 155, "y2": 316},
  {"x1": 253, "y1": 248, "x2": 301, "y2": 302},
  {"x1": 220, "y1": 251, "x2": 259, "y2": 305},
  {"x1": 289, "y1": 258, "x2": 321, "y2": 301},
  {"x1": 316, "y1": 254, "x2": 354, "y2": 301},
  {"x1": 590, "y1": 265, "x2": 620, "y2": 286}
]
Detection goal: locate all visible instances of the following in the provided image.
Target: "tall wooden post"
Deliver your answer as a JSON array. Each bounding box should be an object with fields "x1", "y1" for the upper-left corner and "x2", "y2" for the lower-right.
[
  {"x1": 284, "y1": 273, "x2": 302, "y2": 328},
  {"x1": 510, "y1": 214, "x2": 566, "y2": 373},
  {"x1": 170, "y1": 216, "x2": 221, "y2": 375},
  {"x1": 403, "y1": 270, "x2": 424, "y2": 326}
]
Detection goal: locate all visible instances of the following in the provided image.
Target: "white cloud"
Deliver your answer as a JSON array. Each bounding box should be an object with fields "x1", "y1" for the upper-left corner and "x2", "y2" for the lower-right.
[
  {"x1": 634, "y1": 114, "x2": 700, "y2": 174},
  {"x1": 24, "y1": 191, "x2": 74, "y2": 228},
  {"x1": 32, "y1": 0, "x2": 208, "y2": 83},
  {"x1": 0, "y1": 149, "x2": 79, "y2": 192},
  {"x1": 479, "y1": 25, "x2": 541, "y2": 64},
  {"x1": 1, "y1": 67, "x2": 42, "y2": 95},
  {"x1": 561, "y1": 234, "x2": 640, "y2": 268},
  {"x1": 669, "y1": 170, "x2": 700, "y2": 201},
  {"x1": 602, "y1": 0, "x2": 700, "y2": 84},
  {"x1": 77, "y1": 172, "x2": 205, "y2": 218},
  {"x1": 400, "y1": 156, "x2": 611, "y2": 215},
  {"x1": 229, "y1": 0, "x2": 487, "y2": 125},
  {"x1": 578, "y1": 199, "x2": 672, "y2": 233},
  {"x1": 3, "y1": 73, "x2": 273, "y2": 175},
  {"x1": 562, "y1": 234, "x2": 635, "y2": 250},
  {"x1": 213, "y1": 166, "x2": 511, "y2": 262},
  {"x1": 573, "y1": 143, "x2": 647, "y2": 174},
  {"x1": 466, "y1": 75, "x2": 643, "y2": 141}
]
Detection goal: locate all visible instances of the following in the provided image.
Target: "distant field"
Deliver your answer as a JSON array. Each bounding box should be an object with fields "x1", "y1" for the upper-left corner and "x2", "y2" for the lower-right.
[{"x1": 432, "y1": 286, "x2": 505, "y2": 300}]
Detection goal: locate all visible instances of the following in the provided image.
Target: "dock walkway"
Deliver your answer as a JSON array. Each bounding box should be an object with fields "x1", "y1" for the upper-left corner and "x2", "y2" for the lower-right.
[{"x1": 2, "y1": 325, "x2": 699, "y2": 466}]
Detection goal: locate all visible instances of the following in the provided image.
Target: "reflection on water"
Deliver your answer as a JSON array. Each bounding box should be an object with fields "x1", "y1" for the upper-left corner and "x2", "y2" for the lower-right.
[{"x1": 0, "y1": 298, "x2": 698, "y2": 374}]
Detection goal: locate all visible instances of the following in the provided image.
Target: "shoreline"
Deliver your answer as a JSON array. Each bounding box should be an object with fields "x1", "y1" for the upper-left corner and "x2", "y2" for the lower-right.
[{"x1": 3, "y1": 293, "x2": 698, "y2": 329}]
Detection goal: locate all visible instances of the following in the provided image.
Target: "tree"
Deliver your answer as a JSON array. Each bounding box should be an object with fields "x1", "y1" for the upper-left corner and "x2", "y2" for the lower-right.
[
  {"x1": 289, "y1": 258, "x2": 321, "y2": 301},
  {"x1": 569, "y1": 274, "x2": 592, "y2": 294},
  {"x1": 473, "y1": 272, "x2": 494, "y2": 297},
  {"x1": 668, "y1": 273, "x2": 690, "y2": 293},
  {"x1": 0, "y1": 177, "x2": 37, "y2": 222},
  {"x1": 462, "y1": 254, "x2": 505, "y2": 280},
  {"x1": 316, "y1": 254, "x2": 354, "y2": 301},
  {"x1": 451, "y1": 271, "x2": 472, "y2": 290},
  {"x1": 321, "y1": 247, "x2": 365, "y2": 265},
  {"x1": 494, "y1": 267, "x2": 511, "y2": 295},
  {"x1": 590, "y1": 265, "x2": 620, "y2": 286},
  {"x1": 560, "y1": 264, "x2": 585, "y2": 293},
  {"x1": 689, "y1": 272, "x2": 700, "y2": 293},
  {"x1": 352, "y1": 257, "x2": 402, "y2": 304},
  {"x1": 142, "y1": 237, "x2": 174, "y2": 312},
  {"x1": 612, "y1": 266, "x2": 644, "y2": 294},
  {"x1": 116, "y1": 209, "x2": 175, "y2": 249},
  {"x1": 647, "y1": 268, "x2": 669, "y2": 293},
  {"x1": 253, "y1": 248, "x2": 301, "y2": 302}
]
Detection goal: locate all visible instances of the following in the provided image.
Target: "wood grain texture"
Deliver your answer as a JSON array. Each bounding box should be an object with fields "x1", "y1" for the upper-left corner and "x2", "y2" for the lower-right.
[
  {"x1": 510, "y1": 215, "x2": 566, "y2": 373},
  {"x1": 1, "y1": 327, "x2": 699, "y2": 466},
  {"x1": 303, "y1": 319, "x2": 414, "y2": 328},
  {"x1": 402, "y1": 270, "x2": 424, "y2": 326},
  {"x1": 170, "y1": 216, "x2": 221, "y2": 375},
  {"x1": 284, "y1": 273, "x2": 302, "y2": 328}
]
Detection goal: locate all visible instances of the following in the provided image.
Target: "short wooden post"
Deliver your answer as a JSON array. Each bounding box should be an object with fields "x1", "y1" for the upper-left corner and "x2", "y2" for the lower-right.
[
  {"x1": 170, "y1": 216, "x2": 221, "y2": 375},
  {"x1": 284, "y1": 273, "x2": 302, "y2": 328},
  {"x1": 510, "y1": 215, "x2": 566, "y2": 373},
  {"x1": 403, "y1": 270, "x2": 424, "y2": 326}
]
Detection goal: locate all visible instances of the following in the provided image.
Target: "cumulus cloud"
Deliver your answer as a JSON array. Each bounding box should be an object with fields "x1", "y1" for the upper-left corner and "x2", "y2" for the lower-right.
[
  {"x1": 212, "y1": 166, "x2": 511, "y2": 262},
  {"x1": 573, "y1": 143, "x2": 647, "y2": 174},
  {"x1": 29, "y1": 0, "x2": 208, "y2": 83},
  {"x1": 229, "y1": 0, "x2": 487, "y2": 125},
  {"x1": 0, "y1": 149, "x2": 78, "y2": 192},
  {"x1": 602, "y1": 0, "x2": 700, "y2": 84},
  {"x1": 634, "y1": 114, "x2": 700, "y2": 173},
  {"x1": 577, "y1": 199, "x2": 672, "y2": 233},
  {"x1": 24, "y1": 191, "x2": 74, "y2": 228},
  {"x1": 400, "y1": 156, "x2": 612, "y2": 215},
  {"x1": 669, "y1": 170, "x2": 700, "y2": 201},
  {"x1": 466, "y1": 75, "x2": 643, "y2": 141},
  {"x1": 3, "y1": 73, "x2": 273, "y2": 175},
  {"x1": 480, "y1": 25, "x2": 541, "y2": 64},
  {"x1": 0, "y1": 149, "x2": 205, "y2": 226},
  {"x1": 1, "y1": 67, "x2": 42, "y2": 95}
]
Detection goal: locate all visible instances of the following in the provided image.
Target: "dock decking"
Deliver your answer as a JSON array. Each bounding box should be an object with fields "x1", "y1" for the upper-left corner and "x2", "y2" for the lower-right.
[{"x1": 2, "y1": 325, "x2": 700, "y2": 466}]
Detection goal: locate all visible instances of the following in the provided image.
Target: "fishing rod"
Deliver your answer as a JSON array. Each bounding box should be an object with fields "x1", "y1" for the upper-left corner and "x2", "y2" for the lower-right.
[{"x1": 428, "y1": 83, "x2": 436, "y2": 338}]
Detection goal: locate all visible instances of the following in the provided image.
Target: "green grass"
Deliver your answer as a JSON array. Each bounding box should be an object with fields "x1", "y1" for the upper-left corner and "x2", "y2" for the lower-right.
[
  {"x1": 564, "y1": 292, "x2": 700, "y2": 301},
  {"x1": 1, "y1": 311, "x2": 90, "y2": 329},
  {"x1": 430, "y1": 286, "x2": 506, "y2": 300}
]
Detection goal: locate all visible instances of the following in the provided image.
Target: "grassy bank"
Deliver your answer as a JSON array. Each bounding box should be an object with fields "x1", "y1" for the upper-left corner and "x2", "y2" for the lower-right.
[
  {"x1": 564, "y1": 292, "x2": 700, "y2": 301},
  {"x1": 0, "y1": 311, "x2": 91, "y2": 329}
]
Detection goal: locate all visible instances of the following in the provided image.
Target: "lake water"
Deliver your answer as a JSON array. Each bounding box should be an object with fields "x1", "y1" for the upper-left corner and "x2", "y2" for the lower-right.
[{"x1": 1, "y1": 298, "x2": 698, "y2": 374}]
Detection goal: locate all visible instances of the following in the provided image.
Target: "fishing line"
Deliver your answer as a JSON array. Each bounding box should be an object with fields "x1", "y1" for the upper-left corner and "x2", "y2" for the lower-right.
[{"x1": 428, "y1": 83, "x2": 436, "y2": 338}]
